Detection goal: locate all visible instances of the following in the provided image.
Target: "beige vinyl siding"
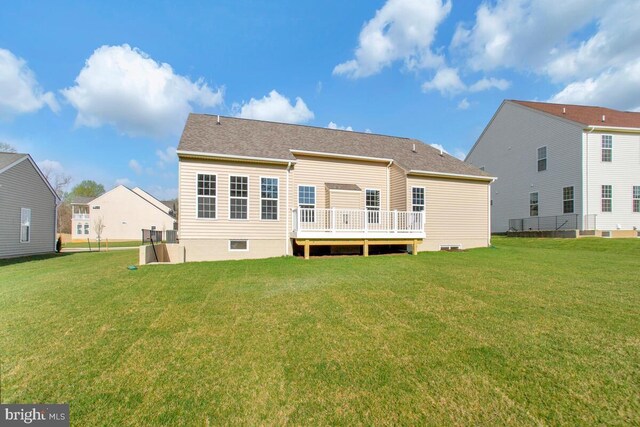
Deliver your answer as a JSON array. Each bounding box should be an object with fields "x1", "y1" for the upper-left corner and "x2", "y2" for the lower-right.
[
  {"x1": 389, "y1": 163, "x2": 407, "y2": 210},
  {"x1": 0, "y1": 158, "x2": 56, "y2": 257},
  {"x1": 292, "y1": 155, "x2": 389, "y2": 210},
  {"x1": 326, "y1": 190, "x2": 363, "y2": 209},
  {"x1": 179, "y1": 158, "x2": 288, "y2": 240},
  {"x1": 407, "y1": 175, "x2": 490, "y2": 250}
]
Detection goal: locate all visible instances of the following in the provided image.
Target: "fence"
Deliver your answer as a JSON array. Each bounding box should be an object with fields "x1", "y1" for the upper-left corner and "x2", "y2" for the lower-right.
[{"x1": 509, "y1": 214, "x2": 597, "y2": 232}]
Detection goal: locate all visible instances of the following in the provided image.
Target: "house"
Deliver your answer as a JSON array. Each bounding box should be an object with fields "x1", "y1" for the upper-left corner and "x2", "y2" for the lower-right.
[
  {"x1": 466, "y1": 100, "x2": 640, "y2": 234},
  {"x1": 71, "y1": 185, "x2": 176, "y2": 241},
  {"x1": 175, "y1": 114, "x2": 494, "y2": 262},
  {"x1": 0, "y1": 152, "x2": 60, "y2": 258}
]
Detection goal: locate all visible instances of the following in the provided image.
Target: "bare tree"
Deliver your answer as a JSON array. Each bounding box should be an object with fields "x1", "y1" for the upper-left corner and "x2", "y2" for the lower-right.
[
  {"x1": 0, "y1": 142, "x2": 16, "y2": 152},
  {"x1": 94, "y1": 217, "x2": 105, "y2": 251}
]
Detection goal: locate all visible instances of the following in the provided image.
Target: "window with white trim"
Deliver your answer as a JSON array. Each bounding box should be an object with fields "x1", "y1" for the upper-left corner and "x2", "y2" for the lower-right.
[
  {"x1": 197, "y1": 174, "x2": 216, "y2": 218},
  {"x1": 229, "y1": 240, "x2": 248, "y2": 251},
  {"x1": 261, "y1": 177, "x2": 278, "y2": 220},
  {"x1": 602, "y1": 135, "x2": 612, "y2": 162},
  {"x1": 563, "y1": 186, "x2": 574, "y2": 214},
  {"x1": 76, "y1": 223, "x2": 82, "y2": 235},
  {"x1": 298, "y1": 186, "x2": 315, "y2": 222},
  {"x1": 366, "y1": 189, "x2": 381, "y2": 223},
  {"x1": 602, "y1": 185, "x2": 612, "y2": 212},
  {"x1": 84, "y1": 223, "x2": 89, "y2": 235},
  {"x1": 537, "y1": 146, "x2": 547, "y2": 172},
  {"x1": 229, "y1": 176, "x2": 248, "y2": 219},
  {"x1": 634, "y1": 186, "x2": 640, "y2": 213},
  {"x1": 20, "y1": 208, "x2": 31, "y2": 243},
  {"x1": 530, "y1": 192, "x2": 539, "y2": 217},
  {"x1": 412, "y1": 187, "x2": 425, "y2": 212}
]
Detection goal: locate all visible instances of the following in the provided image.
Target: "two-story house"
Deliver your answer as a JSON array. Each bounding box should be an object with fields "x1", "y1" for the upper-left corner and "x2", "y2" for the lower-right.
[
  {"x1": 71, "y1": 185, "x2": 176, "y2": 241},
  {"x1": 466, "y1": 100, "x2": 640, "y2": 234},
  {"x1": 176, "y1": 114, "x2": 494, "y2": 262}
]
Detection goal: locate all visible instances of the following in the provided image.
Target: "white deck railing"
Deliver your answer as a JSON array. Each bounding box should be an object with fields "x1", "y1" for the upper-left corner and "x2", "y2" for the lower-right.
[
  {"x1": 73, "y1": 214, "x2": 90, "y2": 220},
  {"x1": 292, "y1": 208, "x2": 424, "y2": 236}
]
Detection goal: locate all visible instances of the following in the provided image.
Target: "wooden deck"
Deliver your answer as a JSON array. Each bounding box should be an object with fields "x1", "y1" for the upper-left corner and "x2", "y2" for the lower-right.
[{"x1": 294, "y1": 238, "x2": 421, "y2": 260}]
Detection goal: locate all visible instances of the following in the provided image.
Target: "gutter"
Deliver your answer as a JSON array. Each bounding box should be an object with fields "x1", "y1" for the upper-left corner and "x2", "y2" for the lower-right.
[
  {"x1": 584, "y1": 125, "x2": 640, "y2": 134},
  {"x1": 290, "y1": 149, "x2": 394, "y2": 164},
  {"x1": 408, "y1": 169, "x2": 497, "y2": 182},
  {"x1": 177, "y1": 150, "x2": 295, "y2": 165}
]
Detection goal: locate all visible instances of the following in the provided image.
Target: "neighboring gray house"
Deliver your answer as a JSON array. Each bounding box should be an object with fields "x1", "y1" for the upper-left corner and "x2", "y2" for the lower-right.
[
  {"x1": 0, "y1": 152, "x2": 60, "y2": 258},
  {"x1": 466, "y1": 100, "x2": 640, "y2": 234}
]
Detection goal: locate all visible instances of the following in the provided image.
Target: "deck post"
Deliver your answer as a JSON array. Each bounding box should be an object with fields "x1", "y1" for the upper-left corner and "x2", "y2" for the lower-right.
[
  {"x1": 394, "y1": 210, "x2": 398, "y2": 233},
  {"x1": 364, "y1": 210, "x2": 368, "y2": 233},
  {"x1": 412, "y1": 239, "x2": 418, "y2": 255},
  {"x1": 331, "y1": 207, "x2": 336, "y2": 233},
  {"x1": 304, "y1": 240, "x2": 310, "y2": 260},
  {"x1": 363, "y1": 240, "x2": 369, "y2": 257}
]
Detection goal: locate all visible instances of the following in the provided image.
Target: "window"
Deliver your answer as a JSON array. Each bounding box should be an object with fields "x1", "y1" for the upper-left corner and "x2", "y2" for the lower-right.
[
  {"x1": 92, "y1": 205, "x2": 100, "y2": 209},
  {"x1": 260, "y1": 177, "x2": 278, "y2": 220},
  {"x1": 537, "y1": 146, "x2": 547, "y2": 171},
  {"x1": 530, "y1": 192, "x2": 539, "y2": 217},
  {"x1": 602, "y1": 185, "x2": 612, "y2": 212},
  {"x1": 366, "y1": 189, "x2": 381, "y2": 223},
  {"x1": 229, "y1": 176, "x2": 248, "y2": 219},
  {"x1": 20, "y1": 208, "x2": 30, "y2": 243},
  {"x1": 563, "y1": 186, "x2": 574, "y2": 214},
  {"x1": 76, "y1": 223, "x2": 82, "y2": 235},
  {"x1": 634, "y1": 186, "x2": 640, "y2": 213},
  {"x1": 298, "y1": 186, "x2": 316, "y2": 222},
  {"x1": 602, "y1": 135, "x2": 612, "y2": 162},
  {"x1": 197, "y1": 174, "x2": 216, "y2": 219},
  {"x1": 412, "y1": 187, "x2": 425, "y2": 212},
  {"x1": 229, "y1": 240, "x2": 248, "y2": 251},
  {"x1": 84, "y1": 223, "x2": 89, "y2": 235}
]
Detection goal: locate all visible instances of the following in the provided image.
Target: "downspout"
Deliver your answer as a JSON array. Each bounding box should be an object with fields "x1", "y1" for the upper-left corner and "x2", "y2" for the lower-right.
[
  {"x1": 54, "y1": 196, "x2": 60, "y2": 251},
  {"x1": 285, "y1": 161, "x2": 292, "y2": 255},
  {"x1": 386, "y1": 160, "x2": 393, "y2": 210},
  {"x1": 586, "y1": 126, "x2": 596, "y2": 229}
]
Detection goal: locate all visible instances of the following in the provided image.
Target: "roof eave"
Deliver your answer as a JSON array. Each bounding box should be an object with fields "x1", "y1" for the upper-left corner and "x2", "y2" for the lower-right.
[
  {"x1": 408, "y1": 169, "x2": 496, "y2": 182},
  {"x1": 585, "y1": 125, "x2": 640, "y2": 133},
  {"x1": 177, "y1": 149, "x2": 295, "y2": 165},
  {"x1": 290, "y1": 149, "x2": 394, "y2": 164}
]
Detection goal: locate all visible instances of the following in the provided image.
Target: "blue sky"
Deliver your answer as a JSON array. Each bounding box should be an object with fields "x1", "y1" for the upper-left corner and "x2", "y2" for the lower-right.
[{"x1": 1, "y1": 0, "x2": 639, "y2": 199}]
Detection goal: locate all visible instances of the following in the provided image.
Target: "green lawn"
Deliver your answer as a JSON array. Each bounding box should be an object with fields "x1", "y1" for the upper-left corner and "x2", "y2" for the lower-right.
[
  {"x1": 62, "y1": 240, "x2": 142, "y2": 249},
  {"x1": 1, "y1": 237, "x2": 639, "y2": 425}
]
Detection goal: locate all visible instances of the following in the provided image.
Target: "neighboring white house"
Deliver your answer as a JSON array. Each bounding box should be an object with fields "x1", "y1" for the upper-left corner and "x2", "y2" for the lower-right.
[
  {"x1": 71, "y1": 185, "x2": 176, "y2": 241},
  {"x1": 466, "y1": 100, "x2": 640, "y2": 233},
  {"x1": 175, "y1": 114, "x2": 495, "y2": 262},
  {"x1": 0, "y1": 152, "x2": 60, "y2": 258}
]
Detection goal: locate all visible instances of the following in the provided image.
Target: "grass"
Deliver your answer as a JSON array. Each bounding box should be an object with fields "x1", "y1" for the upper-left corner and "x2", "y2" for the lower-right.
[
  {"x1": 1, "y1": 237, "x2": 639, "y2": 425},
  {"x1": 61, "y1": 240, "x2": 142, "y2": 249}
]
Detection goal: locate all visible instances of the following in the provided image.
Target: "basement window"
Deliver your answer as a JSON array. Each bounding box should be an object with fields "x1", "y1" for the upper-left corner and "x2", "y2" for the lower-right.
[
  {"x1": 229, "y1": 240, "x2": 248, "y2": 251},
  {"x1": 440, "y1": 245, "x2": 461, "y2": 251}
]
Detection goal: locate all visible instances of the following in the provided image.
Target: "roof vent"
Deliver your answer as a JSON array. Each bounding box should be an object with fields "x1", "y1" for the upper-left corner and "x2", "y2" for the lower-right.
[
  {"x1": 562, "y1": 107, "x2": 566, "y2": 114},
  {"x1": 602, "y1": 114, "x2": 606, "y2": 122},
  {"x1": 217, "y1": 115, "x2": 221, "y2": 125},
  {"x1": 439, "y1": 149, "x2": 444, "y2": 157},
  {"x1": 412, "y1": 143, "x2": 416, "y2": 153}
]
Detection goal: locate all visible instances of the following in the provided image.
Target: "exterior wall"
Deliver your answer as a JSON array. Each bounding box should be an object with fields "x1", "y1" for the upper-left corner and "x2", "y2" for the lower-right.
[
  {"x1": 0, "y1": 159, "x2": 56, "y2": 257},
  {"x1": 291, "y1": 155, "x2": 390, "y2": 211},
  {"x1": 85, "y1": 186, "x2": 175, "y2": 241},
  {"x1": 71, "y1": 205, "x2": 90, "y2": 240},
  {"x1": 583, "y1": 130, "x2": 640, "y2": 230},
  {"x1": 389, "y1": 163, "x2": 407, "y2": 210},
  {"x1": 406, "y1": 175, "x2": 490, "y2": 250},
  {"x1": 326, "y1": 190, "x2": 363, "y2": 209},
  {"x1": 466, "y1": 102, "x2": 584, "y2": 232},
  {"x1": 179, "y1": 157, "x2": 290, "y2": 260}
]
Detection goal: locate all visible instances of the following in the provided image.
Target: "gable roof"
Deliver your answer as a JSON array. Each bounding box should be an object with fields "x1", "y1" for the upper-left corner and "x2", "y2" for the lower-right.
[
  {"x1": 512, "y1": 100, "x2": 640, "y2": 128},
  {"x1": 69, "y1": 196, "x2": 95, "y2": 205},
  {"x1": 90, "y1": 185, "x2": 176, "y2": 218},
  {"x1": 326, "y1": 183, "x2": 361, "y2": 191},
  {"x1": 0, "y1": 152, "x2": 61, "y2": 202},
  {"x1": 178, "y1": 114, "x2": 491, "y2": 179}
]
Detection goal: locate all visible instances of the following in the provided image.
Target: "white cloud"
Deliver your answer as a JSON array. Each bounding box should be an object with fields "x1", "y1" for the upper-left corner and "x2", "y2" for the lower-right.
[
  {"x1": 146, "y1": 185, "x2": 178, "y2": 200},
  {"x1": 0, "y1": 48, "x2": 58, "y2": 118},
  {"x1": 333, "y1": 0, "x2": 452, "y2": 78},
  {"x1": 115, "y1": 177, "x2": 134, "y2": 187},
  {"x1": 364, "y1": 129, "x2": 372, "y2": 134},
  {"x1": 457, "y1": 98, "x2": 470, "y2": 110},
  {"x1": 38, "y1": 159, "x2": 64, "y2": 174},
  {"x1": 422, "y1": 68, "x2": 510, "y2": 96},
  {"x1": 422, "y1": 67, "x2": 466, "y2": 95},
  {"x1": 549, "y1": 59, "x2": 640, "y2": 111},
  {"x1": 453, "y1": 148, "x2": 466, "y2": 160},
  {"x1": 430, "y1": 143, "x2": 448, "y2": 154},
  {"x1": 327, "y1": 121, "x2": 353, "y2": 131},
  {"x1": 236, "y1": 90, "x2": 314, "y2": 124},
  {"x1": 129, "y1": 159, "x2": 143, "y2": 175},
  {"x1": 62, "y1": 44, "x2": 223, "y2": 138},
  {"x1": 156, "y1": 146, "x2": 177, "y2": 166}
]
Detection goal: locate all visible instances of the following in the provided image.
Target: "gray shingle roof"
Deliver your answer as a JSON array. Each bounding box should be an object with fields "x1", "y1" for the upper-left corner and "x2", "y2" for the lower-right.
[
  {"x1": 326, "y1": 183, "x2": 361, "y2": 191},
  {"x1": 178, "y1": 114, "x2": 490, "y2": 177},
  {"x1": 0, "y1": 152, "x2": 27, "y2": 172},
  {"x1": 69, "y1": 196, "x2": 95, "y2": 204}
]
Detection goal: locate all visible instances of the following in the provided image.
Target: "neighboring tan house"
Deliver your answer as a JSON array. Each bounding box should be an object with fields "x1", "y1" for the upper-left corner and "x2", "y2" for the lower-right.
[
  {"x1": 0, "y1": 152, "x2": 60, "y2": 258},
  {"x1": 71, "y1": 185, "x2": 176, "y2": 241},
  {"x1": 466, "y1": 100, "x2": 640, "y2": 234},
  {"x1": 176, "y1": 114, "x2": 494, "y2": 262}
]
